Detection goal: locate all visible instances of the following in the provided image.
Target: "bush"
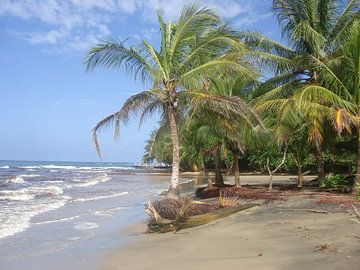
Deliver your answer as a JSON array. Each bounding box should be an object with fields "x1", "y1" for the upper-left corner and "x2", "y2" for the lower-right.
[{"x1": 319, "y1": 173, "x2": 347, "y2": 189}]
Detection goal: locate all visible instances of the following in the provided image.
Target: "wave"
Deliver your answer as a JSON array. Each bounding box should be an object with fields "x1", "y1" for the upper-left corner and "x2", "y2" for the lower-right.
[
  {"x1": 0, "y1": 185, "x2": 63, "y2": 201},
  {"x1": 2, "y1": 176, "x2": 25, "y2": 185},
  {"x1": 1, "y1": 174, "x2": 40, "y2": 185},
  {"x1": 19, "y1": 174, "x2": 40, "y2": 178},
  {"x1": 93, "y1": 206, "x2": 124, "y2": 216},
  {"x1": 72, "y1": 175, "x2": 111, "y2": 188},
  {"x1": 0, "y1": 166, "x2": 9, "y2": 169},
  {"x1": 0, "y1": 200, "x2": 66, "y2": 239},
  {"x1": 34, "y1": 214, "x2": 83, "y2": 225},
  {"x1": 74, "y1": 222, "x2": 99, "y2": 231},
  {"x1": 73, "y1": 191, "x2": 128, "y2": 202},
  {"x1": 0, "y1": 189, "x2": 34, "y2": 201},
  {"x1": 17, "y1": 165, "x2": 134, "y2": 171},
  {"x1": 34, "y1": 206, "x2": 124, "y2": 225}
]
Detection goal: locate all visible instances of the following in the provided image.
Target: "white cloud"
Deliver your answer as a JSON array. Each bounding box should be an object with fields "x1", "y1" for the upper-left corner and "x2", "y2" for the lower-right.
[
  {"x1": 234, "y1": 11, "x2": 272, "y2": 28},
  {"x1": 0, "y1": 0, "x2": 270, "y2": 54},
  {"x1": 0, "y1": 0, "x2": 120, "y2": 53}
]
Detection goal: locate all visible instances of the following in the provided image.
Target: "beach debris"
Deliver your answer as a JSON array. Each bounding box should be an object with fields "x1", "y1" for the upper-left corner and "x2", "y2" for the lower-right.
[
  {"x1": 145, "y1": 198, "x2": 256, "y2": 233},
  {"x1": 314, "y1": 244, "x2": 338, "y2": 254},
  {"x1": 219, "y1": 188, "x2": 241, "y2": 207},
  {"x1": 351, "y1": 204, "x2": 360, "y2": 225},
  {"x1": 196, "y1": 186, "x2": 284, "y2": 202}
]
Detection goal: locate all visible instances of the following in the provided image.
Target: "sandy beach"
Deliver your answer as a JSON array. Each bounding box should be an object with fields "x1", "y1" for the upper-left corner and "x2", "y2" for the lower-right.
[{"x1": 103, "y1": 176, "x2": 360, "y2": 270}]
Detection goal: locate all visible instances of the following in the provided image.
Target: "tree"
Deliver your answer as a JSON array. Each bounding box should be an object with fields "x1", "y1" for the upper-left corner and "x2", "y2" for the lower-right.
[
  {"x1": 85, "y1": 4, "x2": 256, "y2": 197},
  {"x1": 243, "y1": 0, "x2": 360, "y2": 182},
  {"x1": 294, "y1": 19, "x2": 360, "y2": 193}
]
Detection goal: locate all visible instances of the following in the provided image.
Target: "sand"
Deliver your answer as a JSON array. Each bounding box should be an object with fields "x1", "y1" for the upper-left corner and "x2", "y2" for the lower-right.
[{"x1": 102, "y1": 176, "x2": 360, "y2": 270}]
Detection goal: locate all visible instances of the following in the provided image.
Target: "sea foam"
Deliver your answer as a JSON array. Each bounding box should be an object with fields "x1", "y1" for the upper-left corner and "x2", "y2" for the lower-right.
[{"x1": 74, "y1": 192, "x2": 128, "y2": 202}]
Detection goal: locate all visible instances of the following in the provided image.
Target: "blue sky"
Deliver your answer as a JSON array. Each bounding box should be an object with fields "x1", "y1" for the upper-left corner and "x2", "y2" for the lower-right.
[{"x1": 0, "y1": 0, "x2": 282, "y2": 162}]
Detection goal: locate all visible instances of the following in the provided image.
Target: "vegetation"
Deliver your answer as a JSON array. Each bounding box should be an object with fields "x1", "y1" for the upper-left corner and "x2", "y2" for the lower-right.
[{"x1": 86, "y1": 1, "x2": 360, "y2": 197}]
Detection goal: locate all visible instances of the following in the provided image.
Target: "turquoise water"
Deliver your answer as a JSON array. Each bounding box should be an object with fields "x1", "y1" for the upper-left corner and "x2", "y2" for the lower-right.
[{"x1": 0, "y1": 160, "x2": 172, "y2": 270}]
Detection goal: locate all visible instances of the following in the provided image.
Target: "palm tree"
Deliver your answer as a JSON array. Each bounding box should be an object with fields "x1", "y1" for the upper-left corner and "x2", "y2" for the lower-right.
[
  {"x1": 294, "y1": 19, "x2": 360, "y2": 193},
  {"x1": 85, "y1": 4, "x2": 256, "y2": 197},
  {"x1": 181, "y1": 75, "x2": 262, "y2": 187},
  {"x1": 243, "y1": 0, "x2": 359, "y2": 181},
  {"x1": 206, "y1": 76, "x2": 261, "y2": 187}
]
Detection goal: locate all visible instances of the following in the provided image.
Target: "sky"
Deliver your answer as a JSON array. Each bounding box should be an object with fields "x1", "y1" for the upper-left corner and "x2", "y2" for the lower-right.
[{"x1": 0, "y1": 0, "x2": 282, "y2": 163}]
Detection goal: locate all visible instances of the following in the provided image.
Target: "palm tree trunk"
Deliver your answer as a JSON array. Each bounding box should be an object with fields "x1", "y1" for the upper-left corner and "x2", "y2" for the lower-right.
[
  {"x1": 233, "y1": 152, "x2": 241, "y2": 187},
  {"x1": 315, "y1": 146, "x2": 325, "y2": 181},
  {"x1": 353, "y1": 127, "x2": 360, "y2": 194},
  {"x1": 167, "y1": 109, "x2": 180, "y2": 198},
  {"x1": 293, "y1": 153, "x2": 303, "y2": 188},
  {"x1": 214, "y1": 146, "x2": 224, "y2": 186},
  {"x1": 297, "y1": 165, "x2": 304, "y2": 188}
]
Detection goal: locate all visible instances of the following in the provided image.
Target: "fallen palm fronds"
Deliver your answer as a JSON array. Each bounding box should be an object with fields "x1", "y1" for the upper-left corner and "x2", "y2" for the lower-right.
[
  {"x1": 314, "y1": 243, "x2": 338, "y2": 254},
  {"x1": 196, "y1": 186, "x2": 285, "y2": 201},
  {"x1": 146, "y1": 198, "x2": 256, "y2": 233},
  {"x1": 351, "y1": 204, "x2": 360, "y2": 225},
  {"x1": 219, "y1": 188, "x2": 241, "y2": 207}
]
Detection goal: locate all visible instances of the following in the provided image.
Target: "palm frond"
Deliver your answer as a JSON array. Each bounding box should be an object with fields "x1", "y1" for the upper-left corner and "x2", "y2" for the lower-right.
[
  {"x1": 92, "y1": 90, "x2": 163, "y2": 157},
  {"x1": 85, "y1": 39, "x2": 155, "y2": 83}
]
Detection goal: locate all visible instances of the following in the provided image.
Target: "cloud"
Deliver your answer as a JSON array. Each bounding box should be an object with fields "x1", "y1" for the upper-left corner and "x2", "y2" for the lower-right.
[
  {"x1": 233, "y1": 11, "x2": 272, "y2": 28},
  {"x1": 0, "y1": 0, "x2": 119, "y2": 54},
  {"x1": 0, "y1": 0, "x2": 271, "y2": 54}
]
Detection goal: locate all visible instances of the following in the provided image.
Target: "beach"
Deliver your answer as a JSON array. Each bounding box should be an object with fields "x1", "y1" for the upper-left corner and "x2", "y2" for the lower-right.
[
  {"x1": 103, "y1": 176, "x2": 360, "y2": 270},
  {"x1": 1, "y1": 163, "x2": 359, "y2": 270},
  {"x1": 0, "y1": 161, "x2": 179, "y2": 270}
]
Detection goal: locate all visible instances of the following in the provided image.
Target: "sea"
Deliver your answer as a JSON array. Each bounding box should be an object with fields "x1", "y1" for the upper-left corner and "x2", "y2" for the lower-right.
[{"x1": 0, "y1": 160, "x2": 182, "y2": 270}]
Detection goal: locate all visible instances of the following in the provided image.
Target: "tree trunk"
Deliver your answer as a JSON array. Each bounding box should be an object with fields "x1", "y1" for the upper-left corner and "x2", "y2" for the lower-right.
[
  {"x1": 167, "y1": 109, "x2": 180, "y2": 198},
  {"x1": 266, "y1": 146, "x2": 288, "y2": 191},
  {"x1": 315, "y1": 146, "x2": 325, "y2": 181},
  {"x1": 233, "y1": 152, "x2": 241, "y2": 187},
  {"x1": 293, "y1": 153, "x2": 303, "y2": 188},
  {"x1": 214, "y1": 146, "x2": 224, "y2": 186},
  {"x1": 297, "y1": 165, "x2": 303, "y2": 188},
  {"x1": 269, "y1": 173, "x2": 273, "y2": 191},
  {"x1": 353, "y1": 128, "x2": 360, "y2": 194}
]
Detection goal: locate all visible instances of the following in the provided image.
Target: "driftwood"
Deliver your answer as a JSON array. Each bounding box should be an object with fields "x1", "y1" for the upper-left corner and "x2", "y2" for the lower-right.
[
  {"x1": 145, "y1": 200, "x2": 173, "y2": 224},
  {"x1": 147, "y1": 201, "x2": 257, "y2": 233},
  {"x1": 351, "y1": 204, "x2": 360, "y2": 225},
  {"x1": 276, "y1": 208, "x2": 328, "y2": 214}
]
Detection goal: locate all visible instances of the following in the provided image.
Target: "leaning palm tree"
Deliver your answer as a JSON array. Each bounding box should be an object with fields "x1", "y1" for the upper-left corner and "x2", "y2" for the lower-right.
[{"x1": 85, "y1": 4, "x2": 256, "y2": 197}]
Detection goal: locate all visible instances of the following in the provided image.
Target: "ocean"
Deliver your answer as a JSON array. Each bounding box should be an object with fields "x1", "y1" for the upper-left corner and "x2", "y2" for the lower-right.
[{"x1": 0, "y1": 160, "x2": 179, "y2": 270}]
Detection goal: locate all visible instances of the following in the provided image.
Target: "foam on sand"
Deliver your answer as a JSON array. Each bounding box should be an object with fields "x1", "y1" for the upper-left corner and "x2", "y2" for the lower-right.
[
  {"x1": 74, "y1": 192, "x2": 129, "y2": 202},
  {"x1": 74, "y1": 222, "x2": 99, "y2": 230},
  {"x1": 0, "y1": 200, "x2": 67, "y2": 239}
]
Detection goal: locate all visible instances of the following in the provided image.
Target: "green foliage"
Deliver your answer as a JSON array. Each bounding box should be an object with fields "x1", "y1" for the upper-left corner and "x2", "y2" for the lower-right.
[
  {"x1": 86, "y1": 1, "x2": 360, "y2": 187},
  {"x1": 319, "y1": 173, "x2": 347, "y2": 189},
  {"x1": 143, "y1": 126, "x2": 173, "y2": 165}
]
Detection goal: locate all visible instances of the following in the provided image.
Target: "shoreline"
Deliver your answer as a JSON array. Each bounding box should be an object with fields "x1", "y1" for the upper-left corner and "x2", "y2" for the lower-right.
[
  {"x1": 100, "y1": 175, "x2": 360, "y2": 270},
  {"x1": 104, "y1": 208, "x2": 360, "y2": 270}
]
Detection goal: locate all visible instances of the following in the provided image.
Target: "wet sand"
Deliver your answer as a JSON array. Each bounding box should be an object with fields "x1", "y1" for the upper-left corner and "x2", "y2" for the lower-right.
[{"x1": 102, "y1": 175, "x2": 360, "y2": 270}]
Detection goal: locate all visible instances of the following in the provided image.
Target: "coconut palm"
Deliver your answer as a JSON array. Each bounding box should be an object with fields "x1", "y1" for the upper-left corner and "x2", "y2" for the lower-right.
[
  {"x1": 85, "y1": 4, "x2": 256, "y2": 197},
  {"x1": 181, "y1": 75, "x2": 262, "y2": 187},
  {"x1": 294, "y1": 19, "x2": 360, "y2": 192},
  {"x1": 244, "y1": 0, "x2": 359, "y2": 181}
]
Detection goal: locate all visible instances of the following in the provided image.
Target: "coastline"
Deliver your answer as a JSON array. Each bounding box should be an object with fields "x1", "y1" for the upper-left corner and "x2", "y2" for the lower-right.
[{"x1": 100, "y1": 175, "x2": 360, "y2": 270}]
